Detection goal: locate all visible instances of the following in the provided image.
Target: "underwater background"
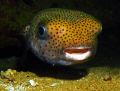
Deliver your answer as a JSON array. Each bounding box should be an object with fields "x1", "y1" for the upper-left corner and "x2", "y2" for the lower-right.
[{"x1": 0, "y1": 0, "x2": 120, "y2": 90}]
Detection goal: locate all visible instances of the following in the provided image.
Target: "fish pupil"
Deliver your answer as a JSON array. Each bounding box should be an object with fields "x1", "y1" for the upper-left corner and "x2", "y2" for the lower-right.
[{"x1": 38, "y1": 26, "x2": 45, "y2": 36}]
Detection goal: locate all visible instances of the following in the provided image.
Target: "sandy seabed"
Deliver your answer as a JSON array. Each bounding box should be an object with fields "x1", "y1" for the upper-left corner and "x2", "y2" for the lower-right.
[{"x1": 0, "y1": 56, "x2": 120, "y2": 91}]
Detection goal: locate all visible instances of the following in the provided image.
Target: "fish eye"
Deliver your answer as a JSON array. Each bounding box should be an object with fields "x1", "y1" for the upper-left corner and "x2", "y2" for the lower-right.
[{"x1": 37, "y1": 24, "x2": 46, "y2": 37}]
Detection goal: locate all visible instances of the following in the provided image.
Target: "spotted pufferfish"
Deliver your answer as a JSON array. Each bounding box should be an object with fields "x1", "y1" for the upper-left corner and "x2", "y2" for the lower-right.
[{"x1": 22, "y1": 8, "x2": 102, "y2": 66}]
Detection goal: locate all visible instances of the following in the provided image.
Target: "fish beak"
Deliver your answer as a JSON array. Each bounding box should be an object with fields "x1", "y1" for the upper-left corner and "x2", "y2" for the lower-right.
[{"x1": 64, "y1": 47, "x2": 92, "y2": 62}]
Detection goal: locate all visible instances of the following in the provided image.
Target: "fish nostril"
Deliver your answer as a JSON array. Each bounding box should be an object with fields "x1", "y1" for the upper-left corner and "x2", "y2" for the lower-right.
[{"x1": 100, "y1": 26, "x2": 102, "y2": 32}]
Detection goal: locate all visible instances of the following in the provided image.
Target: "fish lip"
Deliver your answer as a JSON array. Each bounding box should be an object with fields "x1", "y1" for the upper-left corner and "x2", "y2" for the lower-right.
[
  {"x1": 63, "y1": 47, "x2": 92, "y2": 62},
  {"x1": 64, "y1": 47, "x2": 92, "y2": 54}
]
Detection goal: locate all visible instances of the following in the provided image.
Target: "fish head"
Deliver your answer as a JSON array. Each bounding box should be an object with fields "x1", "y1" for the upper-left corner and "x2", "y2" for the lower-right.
[{"x1": 26, "y1": 8, "x2": 102, "y2": 65}]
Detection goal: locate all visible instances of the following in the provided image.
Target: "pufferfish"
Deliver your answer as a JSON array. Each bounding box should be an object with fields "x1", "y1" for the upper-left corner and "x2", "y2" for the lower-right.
[{"x1": 22, "y1": 8, "x2": 102, "y2": 66}]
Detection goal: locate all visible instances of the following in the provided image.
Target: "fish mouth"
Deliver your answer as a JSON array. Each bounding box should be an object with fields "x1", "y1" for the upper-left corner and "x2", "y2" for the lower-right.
[
  {"x1": 64, "y1": 47, "x2": 92, "y2": 62},
  {"x1": 44, "y1": 47, "x2": 93, "y2": 66}
]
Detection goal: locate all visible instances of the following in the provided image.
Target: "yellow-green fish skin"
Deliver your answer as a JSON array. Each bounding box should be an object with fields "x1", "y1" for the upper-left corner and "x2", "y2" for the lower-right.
[{"x1": 24, "y1": 8, "x2": 102, "y2": 65}]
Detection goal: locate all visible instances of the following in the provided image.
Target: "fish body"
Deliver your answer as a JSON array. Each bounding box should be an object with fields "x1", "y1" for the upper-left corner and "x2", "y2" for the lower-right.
[{"x1": 23, "y1": 8, "x2": 102, "y2": 65}]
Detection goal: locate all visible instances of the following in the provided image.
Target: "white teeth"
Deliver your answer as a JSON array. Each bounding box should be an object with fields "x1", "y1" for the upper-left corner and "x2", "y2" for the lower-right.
[{"x1": 65, "y1": 50, "x2": 91, "y2": 61}]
